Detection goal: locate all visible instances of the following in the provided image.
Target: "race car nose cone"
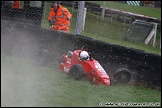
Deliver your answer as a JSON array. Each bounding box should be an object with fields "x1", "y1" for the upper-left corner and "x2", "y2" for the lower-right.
[{"x1": 103, "y1": 78, "x2": 110, "y2": 86}]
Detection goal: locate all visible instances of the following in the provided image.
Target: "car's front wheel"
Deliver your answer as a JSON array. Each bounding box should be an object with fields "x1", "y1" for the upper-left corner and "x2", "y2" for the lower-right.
[{"x1": 69, "y1": 64, "x2": 85, "y2": 80}]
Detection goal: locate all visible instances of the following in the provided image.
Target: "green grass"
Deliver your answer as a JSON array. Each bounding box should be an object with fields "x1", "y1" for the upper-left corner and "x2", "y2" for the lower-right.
[
  {"x1": 87, "y1": 1, "x2": 161, "y2": 19},
  {"x1": 1, "y1": 54, "x2": 161, "y2": 107},
  {"x1": 41, "y1": 1, "x2": 161, "y2": 55}
]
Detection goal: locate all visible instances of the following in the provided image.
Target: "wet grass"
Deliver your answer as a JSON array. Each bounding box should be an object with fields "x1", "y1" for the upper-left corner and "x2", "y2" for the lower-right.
[
  {"x1": 1, "y1": 54, "x2": 161, "y2": 107},
  {"x1": 87, "y1": 1, "x2": 161, "y2": 19},
  {"x1": 41, "y1": 2, "x2": 161, "y2": 55}
]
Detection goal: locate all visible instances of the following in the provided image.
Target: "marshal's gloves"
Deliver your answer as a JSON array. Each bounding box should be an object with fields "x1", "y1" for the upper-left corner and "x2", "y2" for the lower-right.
[
  {"x1": 67, "y1": 17, "x2": 70, "y2": 20},
  {"x1": 48, "y1": 19, "x2": 56, "y2": 26},
  {"x1": 48, "y1": 20, "x2": 52, "y2": 26}
]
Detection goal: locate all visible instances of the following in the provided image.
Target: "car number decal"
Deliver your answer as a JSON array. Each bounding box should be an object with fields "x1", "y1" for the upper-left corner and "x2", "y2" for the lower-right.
[{"x1": 64, "y1": 66, "x2": 70, "y2": 73}]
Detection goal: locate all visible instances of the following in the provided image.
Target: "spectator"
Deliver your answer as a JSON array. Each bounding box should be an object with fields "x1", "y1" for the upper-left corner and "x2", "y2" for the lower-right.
[
  {"x1": 48, "y1": 1, "x2": 72, "y2": 33},
  {"x1": 1, "y1": 1, "x2": 20, "y2": 9},
  {"x1": 12, "y1": 1, "x2": 20, "y2": 9},
  {"x1": 1, "y1": 1, "x2": 20, "y2": 19}
]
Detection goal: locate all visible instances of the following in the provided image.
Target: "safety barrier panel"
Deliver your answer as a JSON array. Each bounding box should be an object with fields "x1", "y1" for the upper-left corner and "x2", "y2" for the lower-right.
[
  {"x1": 126, "y1": 1, "x2": 140, "y2": 6},
  {"x1": 1, "y1": 19, "x2": 161, "y2": 89}
]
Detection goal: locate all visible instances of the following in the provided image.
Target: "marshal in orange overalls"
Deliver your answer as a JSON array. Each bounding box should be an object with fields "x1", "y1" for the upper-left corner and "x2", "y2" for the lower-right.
[
  {"x1": 12, "y1": 1, "x2": 20, "y2": 9},
  {"x1": 48, "y1": 4, "x2": 72, "y2": 33}
]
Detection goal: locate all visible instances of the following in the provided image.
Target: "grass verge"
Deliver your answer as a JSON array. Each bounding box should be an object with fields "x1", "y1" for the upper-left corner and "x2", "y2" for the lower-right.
[{"x1": 1, "y1": 54, "x2": 161, "y2": 107}]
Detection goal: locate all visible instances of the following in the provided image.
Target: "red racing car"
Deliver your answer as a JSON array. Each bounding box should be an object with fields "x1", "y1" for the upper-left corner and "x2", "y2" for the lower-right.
[
  {"x1": 37, "y1": 45, "x2": 131, "y2": 86},
  {"x1": 59, "y1": 45, "x2": 131, "y2": 86}
]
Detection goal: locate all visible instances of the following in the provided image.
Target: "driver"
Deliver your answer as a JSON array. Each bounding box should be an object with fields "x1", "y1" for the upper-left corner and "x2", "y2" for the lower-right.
[{"x1": 80, "y1": 51, "x2": 90, "y2": 60}]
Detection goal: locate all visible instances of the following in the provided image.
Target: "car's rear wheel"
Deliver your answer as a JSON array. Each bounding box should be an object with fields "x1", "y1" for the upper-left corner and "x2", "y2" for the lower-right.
[
  {"x1": 113, "y1": 68, "x2": 131, "y2": 84},
  {"x1": 69, "y1": 64, "x2": 85, "y2": 80},
  {"x1": 37, "y1": 49, "x2": 50, "y2": 66}
]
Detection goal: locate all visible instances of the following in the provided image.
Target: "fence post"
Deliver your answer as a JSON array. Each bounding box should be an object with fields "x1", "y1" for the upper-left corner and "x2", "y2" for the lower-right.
[
  {"x1": 160, "y1": 33, "x2": 161, "y2": 49},
  {"x1": 153, "y1": 23, "x2": 157, "y2": 47},
  {"x1": 101, "y1": 1, "x2": 106, "y2": 21},
  {"x1": 70, "y1": 1, "x2": 75, "y2": 28},
  {"x1": 75, "y1": 1, "x2": 85, "y2": 35},
  {"x1": 82, "y1": 8, "x2": 87, "y2": 31}
]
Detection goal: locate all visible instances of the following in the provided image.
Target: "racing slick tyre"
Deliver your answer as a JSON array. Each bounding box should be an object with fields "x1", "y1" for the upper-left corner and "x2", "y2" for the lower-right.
[
  {"x1": 113, "y1": 68, "x2": 131, "y2": 84},
  {"x1": 37, "y1": 49, "x2": 50, "y2": 66},
  {"x1": 69, "y1": 64, "x2": 85, "y2": 80}
]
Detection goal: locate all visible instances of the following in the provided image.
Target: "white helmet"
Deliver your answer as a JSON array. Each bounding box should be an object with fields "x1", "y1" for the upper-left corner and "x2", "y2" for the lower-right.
[{"x1": 80, "y1": 51, "x2": 89, "y2": 60}]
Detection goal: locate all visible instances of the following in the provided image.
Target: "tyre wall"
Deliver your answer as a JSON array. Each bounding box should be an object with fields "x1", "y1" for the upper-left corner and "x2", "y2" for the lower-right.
[{"x1": 1, "y1": 19, "x2": 161, "y2": 89}]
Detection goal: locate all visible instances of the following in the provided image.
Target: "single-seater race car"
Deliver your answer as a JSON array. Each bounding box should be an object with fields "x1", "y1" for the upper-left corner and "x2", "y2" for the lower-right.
[
  {"x1": 37, "y1": 45, "x2": 131, "y2": 86},
  {"x1": 59, "y1": 45, "x2": 131, "y2": 86}
]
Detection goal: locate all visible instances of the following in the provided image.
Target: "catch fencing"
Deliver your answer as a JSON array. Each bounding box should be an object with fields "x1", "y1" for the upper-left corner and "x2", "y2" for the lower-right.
[
  {"x1": 1, "y1": 1, "x2": 161, "y2": 48},
  {"x1": 1, "y1": 1, "x2": 161, "y2": 49},
  {"x1": 1, "y1": 19, "x2": 161, "y2": 89}
]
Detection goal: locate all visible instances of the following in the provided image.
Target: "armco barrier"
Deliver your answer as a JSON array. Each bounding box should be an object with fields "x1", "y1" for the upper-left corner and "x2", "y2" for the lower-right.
[{"x1": 1, "y1": 19, "x2": 161, "y2": 89}]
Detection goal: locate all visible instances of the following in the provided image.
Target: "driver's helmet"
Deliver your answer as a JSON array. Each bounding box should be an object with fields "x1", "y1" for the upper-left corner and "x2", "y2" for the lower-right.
[{"x1": 80, "y1": 51, "x2": 89, "y2": 60}]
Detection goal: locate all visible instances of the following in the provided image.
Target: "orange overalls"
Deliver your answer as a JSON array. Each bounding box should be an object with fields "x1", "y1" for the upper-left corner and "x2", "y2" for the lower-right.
[
  {"x1": 48, "y1": 5, "x2": 72, "y2": 33},
  {"x1": 12, "y1": 1, "x2": 20, "y2": 9}
]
